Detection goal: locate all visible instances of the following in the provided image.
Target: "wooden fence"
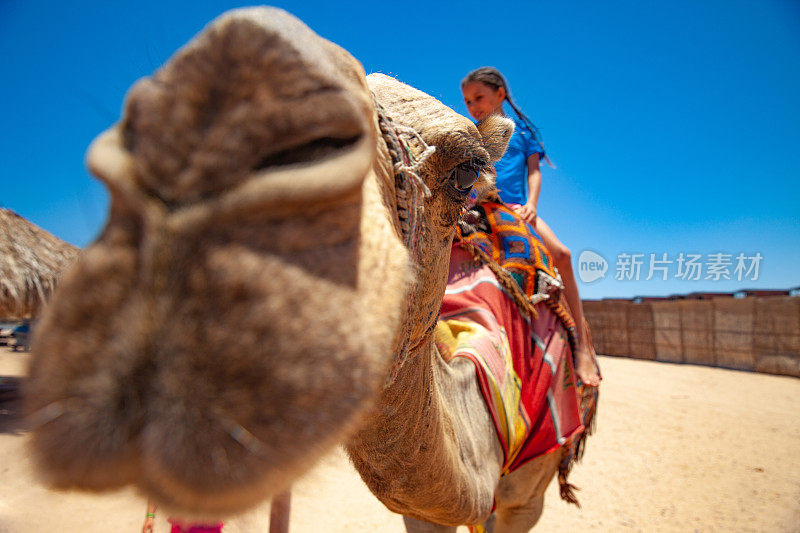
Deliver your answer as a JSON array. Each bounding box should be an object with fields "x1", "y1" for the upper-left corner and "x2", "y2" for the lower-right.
[{"x1": 583, "y1": 296, "x2": 800, "y2": 378}]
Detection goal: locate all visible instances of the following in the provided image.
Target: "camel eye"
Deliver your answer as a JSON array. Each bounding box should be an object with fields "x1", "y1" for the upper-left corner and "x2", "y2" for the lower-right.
[{"x1": 448, "y1": 164, "x2": 479, "y2": 193}]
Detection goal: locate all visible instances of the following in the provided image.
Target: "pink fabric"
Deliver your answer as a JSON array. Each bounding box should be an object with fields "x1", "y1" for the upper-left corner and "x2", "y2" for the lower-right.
[{"x1": 168, "y1": 519, "x2": 223, "y2": 533}]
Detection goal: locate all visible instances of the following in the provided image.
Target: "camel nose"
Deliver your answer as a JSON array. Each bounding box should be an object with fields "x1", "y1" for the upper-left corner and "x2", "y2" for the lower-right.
[{"x1": 109, "y1": 6, "x2": 375, "y2": 210}]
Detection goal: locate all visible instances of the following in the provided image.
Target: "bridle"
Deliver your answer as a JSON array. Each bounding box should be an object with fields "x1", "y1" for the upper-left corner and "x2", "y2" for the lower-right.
[
  {"x1": 372, "y1": 95, "x2": 434, "y2": 259},
  {"x1": 372, "y1": 94, "x2": 435, "y2": 388}
]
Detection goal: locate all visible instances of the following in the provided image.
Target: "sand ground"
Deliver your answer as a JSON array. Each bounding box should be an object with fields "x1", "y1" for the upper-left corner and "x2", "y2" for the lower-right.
[{"x1": 1, "y1": 349, "x2": 798, "y2": 532}]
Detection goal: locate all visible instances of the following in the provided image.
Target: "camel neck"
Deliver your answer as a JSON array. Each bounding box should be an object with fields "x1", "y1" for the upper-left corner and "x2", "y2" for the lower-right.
[{"x1": 345, "y1": 334, "x2": 503, "y2": 525}]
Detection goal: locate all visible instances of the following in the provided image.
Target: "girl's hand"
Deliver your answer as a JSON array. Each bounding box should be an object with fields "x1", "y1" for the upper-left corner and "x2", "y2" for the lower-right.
[
  {"x1": 513, "y1": 202, "x2": 538, "y2": 226},
  {"x1": 142, "y1": 516, "x2": 155, "y2": 533}
]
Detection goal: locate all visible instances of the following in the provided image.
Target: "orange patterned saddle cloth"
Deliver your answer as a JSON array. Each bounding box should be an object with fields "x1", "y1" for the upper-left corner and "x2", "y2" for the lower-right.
[{"x1": 456, "y1": 202, "x2": 578, "y2": 348}]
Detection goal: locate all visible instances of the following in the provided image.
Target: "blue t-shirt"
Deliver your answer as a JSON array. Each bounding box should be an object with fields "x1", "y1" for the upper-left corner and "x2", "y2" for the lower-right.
[{"x1": 493, "y1": 112, "x2": 545, "y2": 205}]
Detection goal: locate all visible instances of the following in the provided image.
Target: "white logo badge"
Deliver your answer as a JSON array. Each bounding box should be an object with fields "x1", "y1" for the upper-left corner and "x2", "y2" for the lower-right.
[{"x1": 578, "y1": 250, "x2": 608, "y2": 283}]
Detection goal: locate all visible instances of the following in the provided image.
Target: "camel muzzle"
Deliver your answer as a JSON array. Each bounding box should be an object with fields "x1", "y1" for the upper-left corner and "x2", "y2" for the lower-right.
[{"x1": 27, "y1": 7, "x2": 402, "y2": 517}]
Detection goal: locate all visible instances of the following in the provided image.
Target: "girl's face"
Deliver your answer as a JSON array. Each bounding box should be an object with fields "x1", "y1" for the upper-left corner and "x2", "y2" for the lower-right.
[{"x1": 462, "y1": 81, "x2": 505, "y2": 122}]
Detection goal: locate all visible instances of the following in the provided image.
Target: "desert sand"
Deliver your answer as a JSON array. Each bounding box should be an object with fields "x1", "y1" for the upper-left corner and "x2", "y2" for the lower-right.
[{"x1": 1, "y1": 349, "x2": 798, "y2": 532}]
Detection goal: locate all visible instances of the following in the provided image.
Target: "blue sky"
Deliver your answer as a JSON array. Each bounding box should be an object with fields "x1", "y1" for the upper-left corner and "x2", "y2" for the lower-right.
[{"x1": 2, "y1": 0, "x2": 798, "y2": 299}]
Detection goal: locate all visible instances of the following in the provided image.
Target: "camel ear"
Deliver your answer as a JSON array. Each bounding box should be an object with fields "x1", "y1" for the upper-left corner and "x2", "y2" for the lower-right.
[{"x1": 477, "y1": 115, "x2": 514, "y2": 163}]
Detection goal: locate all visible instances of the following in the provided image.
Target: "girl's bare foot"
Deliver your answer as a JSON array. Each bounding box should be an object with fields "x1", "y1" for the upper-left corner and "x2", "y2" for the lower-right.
[{"x1": 575, "y1": 345, "x2": 601, "y2": 387}]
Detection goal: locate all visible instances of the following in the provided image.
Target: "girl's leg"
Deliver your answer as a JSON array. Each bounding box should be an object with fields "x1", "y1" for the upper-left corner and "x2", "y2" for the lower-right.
[{"x1": 532, "y1": 217, "x2": 600, "y2": 386}]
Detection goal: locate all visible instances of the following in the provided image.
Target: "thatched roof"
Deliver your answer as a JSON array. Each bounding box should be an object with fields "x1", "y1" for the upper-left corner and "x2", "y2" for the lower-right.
[{"x1": 0, "y1": 208, "x2": 80, "y2": 318}]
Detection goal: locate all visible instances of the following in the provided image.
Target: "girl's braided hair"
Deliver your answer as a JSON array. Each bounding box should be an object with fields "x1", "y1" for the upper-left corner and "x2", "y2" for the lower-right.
[{"x1": 461, "y1": 67, "x2": 543, "y2": 145}]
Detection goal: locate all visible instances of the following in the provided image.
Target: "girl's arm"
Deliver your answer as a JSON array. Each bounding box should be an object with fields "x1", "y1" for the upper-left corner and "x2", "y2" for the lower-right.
[{"x1": 514, "y1": 153, "x2": 542, "y2": 224}]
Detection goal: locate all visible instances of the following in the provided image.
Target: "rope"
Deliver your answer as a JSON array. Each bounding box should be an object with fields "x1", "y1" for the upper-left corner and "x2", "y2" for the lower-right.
[
  {"x1": 373, "y1": 95, "x2": 433, "y2": 259},
  {"x1": 373, "y1": 94, "x2": 435, "y2": 388}
]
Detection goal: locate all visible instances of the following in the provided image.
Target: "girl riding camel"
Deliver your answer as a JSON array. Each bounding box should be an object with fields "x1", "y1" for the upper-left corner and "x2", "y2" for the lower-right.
[{"x1": 461, "y1": 66, "x2": 601, "y2": 387}]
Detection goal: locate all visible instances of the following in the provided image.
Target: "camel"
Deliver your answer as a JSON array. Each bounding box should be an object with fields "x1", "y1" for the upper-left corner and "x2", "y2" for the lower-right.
[{"x1": 26, "y1": 8, "x2": 595, "y2": 531}]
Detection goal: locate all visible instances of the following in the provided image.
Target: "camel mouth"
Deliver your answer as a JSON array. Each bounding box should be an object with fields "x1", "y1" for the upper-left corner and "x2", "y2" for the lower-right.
[{"x1": 252, "y1": 133, "x2": 363, "y2": 172}]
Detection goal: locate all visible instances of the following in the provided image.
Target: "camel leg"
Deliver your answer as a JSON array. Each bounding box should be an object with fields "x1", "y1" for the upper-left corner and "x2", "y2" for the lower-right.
[
  {"x1": 402, "y1": 515, "x2": 457, "y2": 533},
  {"x1": 489, "y1": 451, "x2": 562, "y2": 533},
  {"x1": 491, "y1": 496, "x2": 544, "y2": 533},
  {"x1": 269, "y1": 490, "x2": 291, "y2": 533}
]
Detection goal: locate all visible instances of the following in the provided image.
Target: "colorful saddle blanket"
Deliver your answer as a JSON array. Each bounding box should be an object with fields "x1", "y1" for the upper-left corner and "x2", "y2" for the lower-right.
[
  {"x1": 457, "y1": 202, "x2": 559, "y2": 300},
  {"x1": 456, "y1": 202, "x2": 578, "y2": 349},
  {"x1": 438, "y1": 246, "x2": 583, "y2": 475},
  {"x1": 437, "y1": 201, "x2": 589, "y2": 475}
]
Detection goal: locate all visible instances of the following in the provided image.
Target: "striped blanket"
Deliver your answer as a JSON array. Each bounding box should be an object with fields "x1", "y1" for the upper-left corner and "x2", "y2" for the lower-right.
[{"x1": 437, "y1": 246, "x2": 584, "y2": 475}]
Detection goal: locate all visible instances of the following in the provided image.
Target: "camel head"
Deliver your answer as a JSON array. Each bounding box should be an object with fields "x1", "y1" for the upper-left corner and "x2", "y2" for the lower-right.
[
  {"x1": 367, "y1": 74, "x2": 513, "y2": 353},
  {"x1": 27, "y1": 7, "x2": 512, "y2": 516}
]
